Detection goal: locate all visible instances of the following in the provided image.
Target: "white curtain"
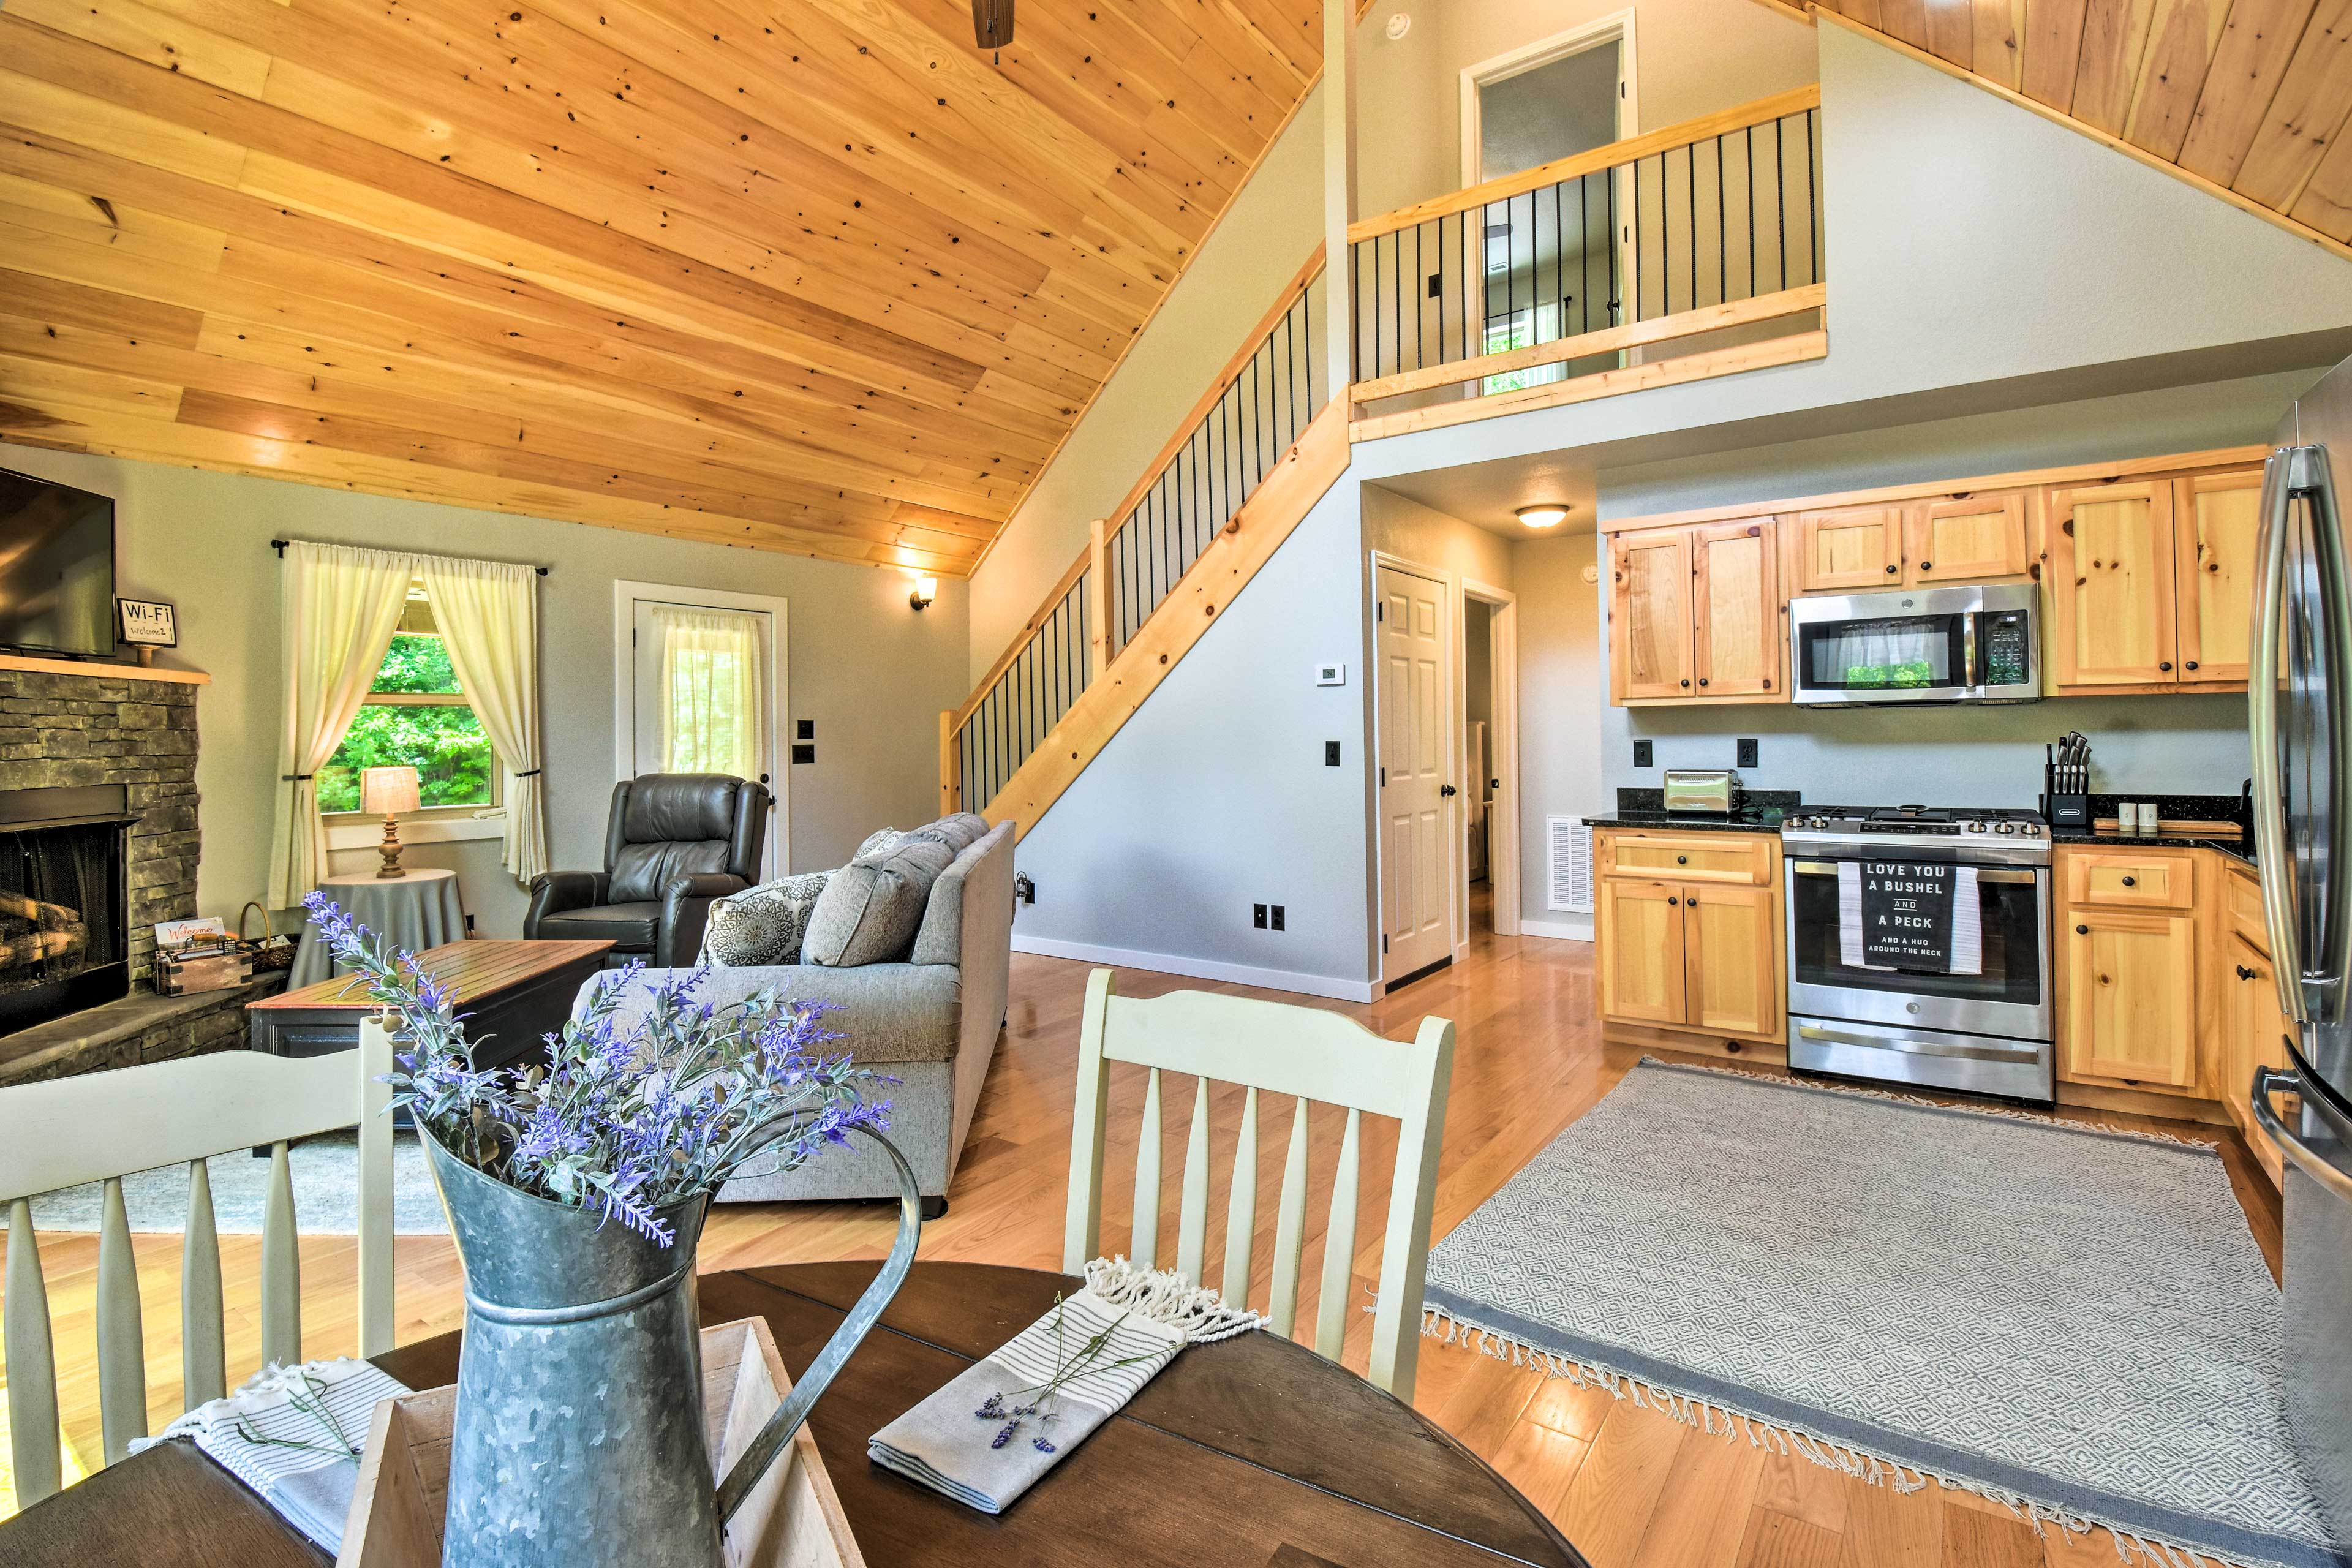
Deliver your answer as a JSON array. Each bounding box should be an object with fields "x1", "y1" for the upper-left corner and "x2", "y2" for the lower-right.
[
  {"x1": 266, "y1": 543, "x2": 416, "y2": 908},
  {"x1": 650, "y1": 605, "x2": 764, "y2": 780},
  {"x1": 418, "y1": 554, "x2": 548, "y2": 888}
]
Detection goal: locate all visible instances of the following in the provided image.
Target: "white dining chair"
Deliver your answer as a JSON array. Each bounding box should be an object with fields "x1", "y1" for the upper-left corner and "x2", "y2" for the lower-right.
[
  {"x1": 1, "y1": 1016, "x2": 396, "y2": 1507},
  {"x1": 1062, "y1": 969, "x2": 1455, "y2": 1403}
]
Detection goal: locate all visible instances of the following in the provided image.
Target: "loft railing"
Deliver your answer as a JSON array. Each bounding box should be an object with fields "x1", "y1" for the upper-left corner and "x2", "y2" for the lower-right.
[
  {"x1": 943, "y1": 249, "x2": 1329, "y2": 817},
  {"x1": 1346, "y1": 87, "x2": 1826, "y2": 437}
]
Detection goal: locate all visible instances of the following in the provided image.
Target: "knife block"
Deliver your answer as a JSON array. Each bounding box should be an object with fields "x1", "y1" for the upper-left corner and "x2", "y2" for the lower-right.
[{"x1": 2042, "y1": 791, "x2": 2089, "y2": 829}]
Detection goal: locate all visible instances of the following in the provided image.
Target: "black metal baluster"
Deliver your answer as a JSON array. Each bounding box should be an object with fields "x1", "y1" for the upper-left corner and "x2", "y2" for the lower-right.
[
  {"x1": 1632, "y1": 157, "x2": 1642, "y2": 322},
  {"x1": 1414, "y1": 223, "x2": 1424, "y2": 373},
  {"x1": 1776, "y1": 116, "x2": 1787, "y2": 294},
  {"x1": 1391, "y1": 233, "x2": 1403, "y2": 380},
  {"x1": 1806, "y1": 108, "x2": 1819, "y2": 285},
  {"x1": 1715, "y1": 137, "x2": 1727, "y2": 306}
]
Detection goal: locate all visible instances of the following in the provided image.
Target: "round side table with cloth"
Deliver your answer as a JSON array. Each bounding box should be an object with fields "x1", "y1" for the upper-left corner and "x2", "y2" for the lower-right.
[{"x1": 288, "y1": 867, "x2": 468, "y2": 987}]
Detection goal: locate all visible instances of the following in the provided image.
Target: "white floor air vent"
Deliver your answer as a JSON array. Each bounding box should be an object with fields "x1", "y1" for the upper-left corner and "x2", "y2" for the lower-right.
[{"x1": 1547, "y1": 815, "x2": 1595, "y2": 914}]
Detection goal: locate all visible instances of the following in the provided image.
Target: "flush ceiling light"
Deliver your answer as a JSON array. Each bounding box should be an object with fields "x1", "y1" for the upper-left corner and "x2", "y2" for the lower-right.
[
  {"x1": 1515, "y1": 503, "x2": 1571, "y2": 529},
  {"x1": 1386, "y1": 12, "x2": 1412, "y2": 39}
]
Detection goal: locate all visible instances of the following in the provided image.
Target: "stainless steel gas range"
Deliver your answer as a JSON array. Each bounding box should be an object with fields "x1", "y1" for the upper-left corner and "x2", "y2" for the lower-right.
[{"x1": 1781, "y1": 805, "x2": 2054, "y2": 1104}]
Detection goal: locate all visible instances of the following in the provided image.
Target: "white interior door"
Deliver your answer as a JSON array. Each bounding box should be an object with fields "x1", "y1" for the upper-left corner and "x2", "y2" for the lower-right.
[
  {"x1": 1378, "y1": 563, "x2": 1452, "y2": 979},
  {"x1": 614, "y1": 582, "x2": 788, "y2": 878}
]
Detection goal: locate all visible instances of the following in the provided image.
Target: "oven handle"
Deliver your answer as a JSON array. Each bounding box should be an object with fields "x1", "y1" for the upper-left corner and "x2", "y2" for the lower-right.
[
  {"x1": 1793, "y1": 1024, "x2": 2043, "y2": 1066},
  {"x1": 1789, "y1": 859, "x2": 2039, "y2": 884}
]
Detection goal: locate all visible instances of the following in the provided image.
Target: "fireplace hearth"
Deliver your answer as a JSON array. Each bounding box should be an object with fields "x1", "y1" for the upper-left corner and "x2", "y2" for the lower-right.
[{"x1": 0, "y1": 783, "x2": 132, "y2": 1035}]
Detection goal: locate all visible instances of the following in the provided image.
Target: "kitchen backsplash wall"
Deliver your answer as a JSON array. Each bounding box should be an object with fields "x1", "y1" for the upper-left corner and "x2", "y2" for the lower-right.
[{"x1": 1592, "y1": 372, "x2": 2301, "y2": 811}]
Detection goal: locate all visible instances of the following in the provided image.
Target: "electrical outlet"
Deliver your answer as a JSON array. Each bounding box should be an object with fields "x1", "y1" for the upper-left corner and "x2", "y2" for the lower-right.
[
  {"x1": 1325, "y1": 741, "x2": 1341, "y2": 766},
  {"x1": 1270, "y1": 905, "x2": 1286, "y2": 932},
  {"x1": 791, "y1": 743, "x2": 816, "y2": 764},
  {"x1": 1737, "y1": 737, "x2": 1759, "y2": 769},
  {"x1": 1634, "y1": 739, "x2": 1653, "y2": 768},
  {"x1": 1014, "y1": 873, "x2": 1036, "y2": 906},
  {"x1": 1253, "y1": 903, "x2": 1268, "y2": 929}
]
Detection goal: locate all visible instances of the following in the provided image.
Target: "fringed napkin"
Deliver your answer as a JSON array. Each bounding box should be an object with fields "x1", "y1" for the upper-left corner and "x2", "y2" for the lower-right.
[
  {"x1": 868, "y1": 1257, "x2": 1262, "y2": 1514},
  {"x1": 130, "y1": 1357, "x2": 407, "y2": 1551}
]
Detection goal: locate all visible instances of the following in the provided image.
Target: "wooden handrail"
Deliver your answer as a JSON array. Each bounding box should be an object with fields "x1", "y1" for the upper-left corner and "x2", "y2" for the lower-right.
[
  {"x1": 1095, "y1": 245, "x2": 1327, "y2": 544},
  {"x1": 1351, "y1": 284, "x2": 1826, "y2": 404},
  {"x1": 952, "y1": 543, "x2": 1091, "y2": 731},
  {"x1": 948, "y1": 243, "x2": 1326, "y2": 735},
  {"x1": 1346, "y1": 85, "x2": 1823, "y2": 244}
]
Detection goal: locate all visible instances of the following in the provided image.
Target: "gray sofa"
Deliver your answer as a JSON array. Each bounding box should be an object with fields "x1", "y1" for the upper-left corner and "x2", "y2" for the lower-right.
[{"x1": 577, "y1": 816, "x2": 1014, "y2": 1210}]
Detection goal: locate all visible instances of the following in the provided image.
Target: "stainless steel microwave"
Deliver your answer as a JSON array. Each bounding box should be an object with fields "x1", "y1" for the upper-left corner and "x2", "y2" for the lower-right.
[{"x1": 1787, "y1": 582, "x2": 2041, "y2": 706}]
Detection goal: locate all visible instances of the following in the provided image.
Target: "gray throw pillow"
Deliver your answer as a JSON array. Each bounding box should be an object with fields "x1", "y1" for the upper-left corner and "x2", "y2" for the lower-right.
[
  {"x1": 703, "y1": 872, "x2": 830, "y2": 967},
  {"x1": 855, "y1": 827, "x2": 906, "y2": 859},
  {"x1": 802, "y1": 837, "x2": 956, "y2": 967}
]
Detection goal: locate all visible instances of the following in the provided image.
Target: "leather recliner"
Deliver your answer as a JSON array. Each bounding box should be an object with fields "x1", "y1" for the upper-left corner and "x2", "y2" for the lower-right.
[{"x1": 525, "y1": 774, "x2": 772, "y2": 967}]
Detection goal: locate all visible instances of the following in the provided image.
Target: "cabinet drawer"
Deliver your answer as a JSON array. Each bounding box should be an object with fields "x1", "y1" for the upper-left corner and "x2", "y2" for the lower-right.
[
  {"x1": 1599, "y1": 831, "x2": 1773, "y2": 886},
  {"x1": 2062, "y1": 850, "x2": 2196, "y2": 911},
  {"x1": 2228, "y1": 864, "x2": 2269, "y2": 954}
]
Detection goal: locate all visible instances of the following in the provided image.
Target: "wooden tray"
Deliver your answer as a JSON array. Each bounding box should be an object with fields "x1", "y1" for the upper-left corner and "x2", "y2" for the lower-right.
[{"x1": 337, "y1": 1317, "x2": 865, "y2": 1568}]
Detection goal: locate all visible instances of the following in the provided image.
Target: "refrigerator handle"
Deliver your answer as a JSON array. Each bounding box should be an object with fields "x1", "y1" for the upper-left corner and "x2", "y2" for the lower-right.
[
  {"x1": 2253, "y1": 1065, "x2": 2352, "y2": 1202},
  {"x1": 2301, "y1": 443, "x2": 2352, "y2": 1023},
  {"x1": 2252, "y1": 448, "x2": 2308, "y2": 1023}
]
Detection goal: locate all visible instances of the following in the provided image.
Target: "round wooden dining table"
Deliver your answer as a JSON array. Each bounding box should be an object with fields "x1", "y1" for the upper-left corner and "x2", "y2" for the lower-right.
[{"x1": 0, "y1": 1260, "x2": 1588, "y2": 1568}]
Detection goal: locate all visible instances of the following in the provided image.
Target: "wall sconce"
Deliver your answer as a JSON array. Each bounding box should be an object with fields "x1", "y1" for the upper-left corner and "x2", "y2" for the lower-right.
[
  {"x1": 910, "y1": 576, "x2": 938, "y2": 612},
  {"x1": 1515, "y1": 503, "x2": 1570, "y2": 529}
]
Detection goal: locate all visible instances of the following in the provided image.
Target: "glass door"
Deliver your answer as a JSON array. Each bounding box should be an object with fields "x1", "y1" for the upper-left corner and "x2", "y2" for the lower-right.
[
  {"x1": 616, "y1": 582, "x2": 786, "y2": 879},
  {"x1": 1793, "y1": 611, "x2": 1966, "y2": 696}
]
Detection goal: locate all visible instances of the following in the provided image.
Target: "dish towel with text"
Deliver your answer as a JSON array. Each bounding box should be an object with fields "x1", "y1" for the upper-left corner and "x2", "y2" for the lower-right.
[
  {"x1": 868, "y1": 1257, "x2": 1263, "y2": 1515},
  {"x1": 128, "y1": 1357, "x2": 409, "y2": 1551},
  {"x1": 1838, "y1": 861, "x2": 1982, "y2": 975}
]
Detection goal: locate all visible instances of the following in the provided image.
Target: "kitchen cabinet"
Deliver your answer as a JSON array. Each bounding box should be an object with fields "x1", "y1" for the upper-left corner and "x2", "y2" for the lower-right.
[
  {"x1": 1682, "y1": 883, "x2": 1778, "y2": 1036},
  {"x1": 2062, "y1": 848, "x2": 2196, "y2": 911},
  {"x1": 2176, "y1": 467, "x2": 2264, "y2": 685},
  {"x1": 1595, "y1": 830, "x2": 1783, "y2": 1044},
  {"x1": 1692, "y1": 522, "x2": 1781, "y2": 698},
  {"x1": 1596, "y1": 877, "x2": 1687, "y2": 1025},
  {"x1": 1904, "y1": 492, "x2": 2033, "y2": 582},
  {"x1": 1611, "y1": 520, "x2": 1782, "y2": 705},
  {"x1": 2060, "y1": 905, "x2": 2199, "y2": 1090},
  {"x1": 1608, "y1": 528, "x2": 1695, "y2": 701},
  {"x1": 2222, "y1": 929, "x2": 2293, "y2": 1188},
  {"x1": 1793, "y1": 505, "x2": 1902, "y2": 591},
  {"x1": 2046, "y1": 480, "x2": 2179, "y2": 688}
]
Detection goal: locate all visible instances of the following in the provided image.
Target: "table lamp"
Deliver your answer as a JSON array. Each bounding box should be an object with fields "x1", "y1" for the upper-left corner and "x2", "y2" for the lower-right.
[{"x1": 361, "y1": 765, "x2": 421, "y2": 879}]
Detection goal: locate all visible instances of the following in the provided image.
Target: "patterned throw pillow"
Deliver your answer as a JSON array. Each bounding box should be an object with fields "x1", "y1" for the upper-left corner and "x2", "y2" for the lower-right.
[
  {"x1": 702, "y1": 871, "x2": 831, "y2": 968},
  {"x1": 855, "y1": 827, "x2": 905, "y2": 860}
]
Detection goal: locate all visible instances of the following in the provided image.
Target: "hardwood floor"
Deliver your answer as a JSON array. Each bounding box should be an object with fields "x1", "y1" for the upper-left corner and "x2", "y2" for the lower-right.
[{"x1": 0, "y1": 897, "x2": 2286, "y2": 1566}]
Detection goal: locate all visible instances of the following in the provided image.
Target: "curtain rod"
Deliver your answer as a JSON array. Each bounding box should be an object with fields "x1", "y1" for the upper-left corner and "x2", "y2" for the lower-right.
[{"x1": 268, "y1": 538, "x2": 550, "y2": 576}]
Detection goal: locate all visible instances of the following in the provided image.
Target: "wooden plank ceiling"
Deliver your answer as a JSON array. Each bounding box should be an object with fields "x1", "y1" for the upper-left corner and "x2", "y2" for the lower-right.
[
  {"x1": 0, "y1": 0, "x2": 1324, "y2": 574},
  {"x1": 1776, "y1": 0, "x2": 2352, "y2": 263}
]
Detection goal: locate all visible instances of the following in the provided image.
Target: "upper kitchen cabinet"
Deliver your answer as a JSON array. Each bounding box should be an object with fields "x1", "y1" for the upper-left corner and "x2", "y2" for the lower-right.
[
  {"x1": 1611, "y1": 521, "x2": 1785, "y2": 705},
  {"x1": 1609, "y1": 528, "x2": 1695, "y2": 701},
  {"x1": 2175, "y1": 467, "x2": 2264, "y2": 686},
  {"x1": 1792, "y1": 505, "x2": 1903, "y2": 591},
  {"x1": 2046, "y1": 480, "x2": 2179, "y2": 689},
  {"x1": 1692, "y1": 522, "x2": 1782, "y2": 699},
  {"x1": 1904, "y1": 492, "x2": 2034, "y2": 583}
]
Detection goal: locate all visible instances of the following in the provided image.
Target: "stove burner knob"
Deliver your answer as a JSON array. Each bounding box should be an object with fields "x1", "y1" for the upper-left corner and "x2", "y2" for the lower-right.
[
  {"x1": 2021, "y1": 823, "x2": 2043, "y2": 836},
  {"x1": 1966, "y1": 820, "x2": 1986, "y2": 833},
  {"x1": 1994, "y1": 821, "x2": 2016, "y2": 834}
]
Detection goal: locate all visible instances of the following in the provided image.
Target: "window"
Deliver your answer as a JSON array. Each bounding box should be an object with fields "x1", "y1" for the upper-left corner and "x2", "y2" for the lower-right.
[
  {"x1": 1479, "y1": 307, "x2": 1570, "y2": 396},
  {"x1": 317, "y1": 586, "x2": 499, "y2": 815}
]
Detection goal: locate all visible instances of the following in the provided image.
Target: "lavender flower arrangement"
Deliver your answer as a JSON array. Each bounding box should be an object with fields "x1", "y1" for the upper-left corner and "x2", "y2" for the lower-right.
[{"x1": 304, "y1": 892, "x2": 889, "y2": 1246}]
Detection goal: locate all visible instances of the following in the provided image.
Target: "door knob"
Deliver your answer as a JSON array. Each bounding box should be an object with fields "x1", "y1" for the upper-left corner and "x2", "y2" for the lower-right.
[{"x1": 1440, "y1": 784, "x2": 1458, "y2": 797}]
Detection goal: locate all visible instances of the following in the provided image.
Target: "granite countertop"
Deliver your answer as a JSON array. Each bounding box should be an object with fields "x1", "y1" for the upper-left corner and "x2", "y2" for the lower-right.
[
  {"x1": 1593, "y1": 788, "x2": 1795, "y2": 834},
  {"x1": 2048, "y1": 792, "x2": 2255, "y2": 867},
  {"x1": 2051, "y1": 827, "x2": 2255, "y2": 867}
]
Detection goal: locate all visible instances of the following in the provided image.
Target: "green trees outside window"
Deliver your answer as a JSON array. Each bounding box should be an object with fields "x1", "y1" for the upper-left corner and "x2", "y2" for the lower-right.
[{"x1": 316, "y1": 634, "x2": 497, "y2": 814}]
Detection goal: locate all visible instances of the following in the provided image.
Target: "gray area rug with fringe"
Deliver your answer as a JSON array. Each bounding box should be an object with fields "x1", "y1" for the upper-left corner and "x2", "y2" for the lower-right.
[
  {"x1": 28, "y1": 1130, "x2": 450, "y2": 1236},
  {"x1": 1423, "y1": 1058, "x2": 2343, "y2": 1568}
]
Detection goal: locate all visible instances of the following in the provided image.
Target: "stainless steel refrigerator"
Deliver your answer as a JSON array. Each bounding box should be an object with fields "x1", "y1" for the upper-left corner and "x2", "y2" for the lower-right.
[{"x1": 2253, "y1": 352, "x2": 2352, "y2": 1551}]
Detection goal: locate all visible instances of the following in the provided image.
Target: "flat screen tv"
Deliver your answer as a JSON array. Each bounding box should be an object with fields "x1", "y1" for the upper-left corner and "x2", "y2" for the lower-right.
[{"x1": 0, "y1": 469, "x2": 116, "y2": 659}]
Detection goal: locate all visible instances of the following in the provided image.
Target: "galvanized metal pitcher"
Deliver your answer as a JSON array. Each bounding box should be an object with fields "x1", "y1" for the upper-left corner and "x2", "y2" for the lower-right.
[{"x1": 421, "y1": 1126, "x2": 922, "y2": 1568}]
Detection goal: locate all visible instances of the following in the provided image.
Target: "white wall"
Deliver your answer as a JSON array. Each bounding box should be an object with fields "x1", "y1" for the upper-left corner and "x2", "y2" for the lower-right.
[
  {"x1": 0, "y1": 442, "x2": 969, "y2": 937},
  {"x1": 1009, "y1": 478, "x2": 1377, "y2": 999},
  {"x1": 1353, "y1": 24, "x2": 2352, "y2": 489}
]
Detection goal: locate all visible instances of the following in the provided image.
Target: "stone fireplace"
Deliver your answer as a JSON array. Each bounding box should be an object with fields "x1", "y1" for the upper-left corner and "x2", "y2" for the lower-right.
[{"x1": 0, "y1": 663, "x2": 281, "y2": 1085}]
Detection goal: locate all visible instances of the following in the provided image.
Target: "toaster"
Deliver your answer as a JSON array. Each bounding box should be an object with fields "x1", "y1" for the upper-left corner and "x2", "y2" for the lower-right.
[{"x1": 1662, "y1": 769, "x2": 1739, "y2": 815}]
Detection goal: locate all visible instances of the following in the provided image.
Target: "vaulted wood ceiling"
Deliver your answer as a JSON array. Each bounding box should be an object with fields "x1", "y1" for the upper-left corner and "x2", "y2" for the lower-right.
[
  {"x1": 1777, "y1": 0, "x2": 2352, "y2": 262},
  {"x1": 0, "y1": 0, "x2": 1325, "y2": 574}
]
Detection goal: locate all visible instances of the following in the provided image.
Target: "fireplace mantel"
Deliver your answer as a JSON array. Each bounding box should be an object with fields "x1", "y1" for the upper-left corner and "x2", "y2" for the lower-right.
[{"x1": 0, "y1": 654, "x2": 209, "y2": 685}]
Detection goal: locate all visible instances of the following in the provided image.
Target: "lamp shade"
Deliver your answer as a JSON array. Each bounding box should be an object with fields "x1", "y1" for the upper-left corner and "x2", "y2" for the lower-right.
[{"x1": 361, "y1": 765, "x2": 421, "y2": 817}]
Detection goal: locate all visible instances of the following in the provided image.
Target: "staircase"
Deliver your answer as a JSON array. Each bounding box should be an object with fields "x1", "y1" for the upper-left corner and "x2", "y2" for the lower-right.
[{"x1": 941, "y1": 249, "x2": 1344, "y2": 839}]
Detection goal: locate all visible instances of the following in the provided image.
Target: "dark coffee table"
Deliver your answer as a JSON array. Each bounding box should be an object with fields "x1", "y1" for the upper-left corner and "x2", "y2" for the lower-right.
[{"x1": 246, "y1": 938, "x2": 614, "y2": 1071}]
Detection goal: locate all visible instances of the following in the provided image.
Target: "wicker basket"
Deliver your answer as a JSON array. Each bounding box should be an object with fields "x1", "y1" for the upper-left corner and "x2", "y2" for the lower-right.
[{"x1": 239, "y1": 899, "x2": 299, "y2": 974}]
